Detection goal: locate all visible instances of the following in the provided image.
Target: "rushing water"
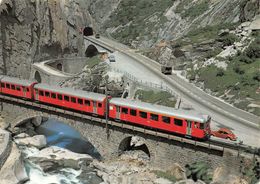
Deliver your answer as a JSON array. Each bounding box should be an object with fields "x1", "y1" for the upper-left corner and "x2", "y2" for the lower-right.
[{"x1": 22, "y1": 119, "x2": 103, "y2": 184}]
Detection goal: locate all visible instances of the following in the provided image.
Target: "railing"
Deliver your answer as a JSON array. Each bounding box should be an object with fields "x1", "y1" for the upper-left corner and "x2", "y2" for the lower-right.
[{"x1": 109, "y1": 67, "x2": 178, "y2": 97}]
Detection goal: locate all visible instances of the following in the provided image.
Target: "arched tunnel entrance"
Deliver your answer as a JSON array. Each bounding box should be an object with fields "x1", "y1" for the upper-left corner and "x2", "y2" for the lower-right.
[
  {"x1": 83, "y1": 27, "x2": 94, "y2": 36},
  {"x1": 118, "y1": 136, "x2": 150, "y2": 159},
  {"x1": 85, "y1": 45, "x2": 99, "y2": 57},
  {"x1": 56, "y1": 63, "x2": 63, "y2": 71},
  {"x1": 34, "y1": 71, "x2": 42, "y2": 83}
]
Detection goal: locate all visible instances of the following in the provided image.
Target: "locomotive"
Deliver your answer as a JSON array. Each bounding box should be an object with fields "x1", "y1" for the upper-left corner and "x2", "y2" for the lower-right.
[{"x1": 0, "y1": 75, "x2": 211, "y2": 139}]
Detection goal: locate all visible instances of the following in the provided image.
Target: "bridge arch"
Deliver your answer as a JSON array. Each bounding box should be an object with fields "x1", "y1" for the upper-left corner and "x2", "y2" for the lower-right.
[
  {"x1": 34, "y1": 71, "x2": 42, "y2": 83},
  {"x1": 83, "y1": 27, "x2": 94, "y2": 36},
  {"x1": 12, "y1": 114, "x2": 102, "y2": 159},
  {"x1": 85, "y1": 44, "x2": 99, "y2": 57},
  {"x1": 118, "y1": 136, "x2": 150, "y2": 158}
]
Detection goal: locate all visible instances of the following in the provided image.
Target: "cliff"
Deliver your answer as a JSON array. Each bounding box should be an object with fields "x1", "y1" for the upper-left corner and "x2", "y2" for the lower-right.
[{"x1": 0, "y1": 0, "x2": 93, "y2": 78}]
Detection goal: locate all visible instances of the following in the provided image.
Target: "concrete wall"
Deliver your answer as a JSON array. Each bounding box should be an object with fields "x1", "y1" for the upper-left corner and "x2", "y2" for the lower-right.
[
  {"x1": 46, "y1": 58, "x2": 88, "y2": 74},
  {"x1": 30, "y1": 65, "x2": 71, "y2": 85}
]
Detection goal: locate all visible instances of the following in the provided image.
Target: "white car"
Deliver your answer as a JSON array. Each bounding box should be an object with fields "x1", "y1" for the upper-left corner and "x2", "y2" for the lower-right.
[{"x1": 108, "y1": 55, "x2": 116, "y2": 62}]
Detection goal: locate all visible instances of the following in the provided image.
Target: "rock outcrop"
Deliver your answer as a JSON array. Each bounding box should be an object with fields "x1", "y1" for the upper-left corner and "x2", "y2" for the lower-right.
[
  {"x1": 14, "y1": 134, "x2": 47, "y2": 149},
  {"x1": 0, "y1": 142, "x2": 28, "y2": 184},
  {"x1": 0, "y1": 0, "x2": 92, "y2": 78},
  {"x1": 28, "y1": 146, "x2": 93, "y2": 172}
]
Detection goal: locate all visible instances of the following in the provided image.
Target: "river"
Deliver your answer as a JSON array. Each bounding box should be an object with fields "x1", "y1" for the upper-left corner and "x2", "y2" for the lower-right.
[{"x1": 22, "y1": 118, "x2": 103, "y2": 184}]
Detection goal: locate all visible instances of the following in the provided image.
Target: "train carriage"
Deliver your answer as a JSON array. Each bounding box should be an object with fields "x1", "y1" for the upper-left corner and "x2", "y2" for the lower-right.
[
  {"x1": 33, "y1": 83, "x2": 107, "y2": 116},
  {"x1": 0, "y1": 76, "x2": 37, "y2": 99},
  {"x1": 109, "y1": 98, "x2": 211, "y2": 139}
]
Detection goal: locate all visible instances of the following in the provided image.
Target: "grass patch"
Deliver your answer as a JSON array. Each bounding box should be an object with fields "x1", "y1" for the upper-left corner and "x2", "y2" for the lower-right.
[
  {"x1": 182, "y1": 0, "x2": 209, "y2": 18},
  {"x1": 186, "y1": 23, "x2": 239, "y2": 44},
  {"x1": 153, "y1": 170, "x2": 177, "y2": 182},
  {"x1": 134, "y1": 90, "x2": 176, "y2": 107},
  {"x1": 104, "y1": 0, "x2": 174, "y2": 44},
  {"x1": 86, "y1": 55, "x2": 102, "y2": 68}
]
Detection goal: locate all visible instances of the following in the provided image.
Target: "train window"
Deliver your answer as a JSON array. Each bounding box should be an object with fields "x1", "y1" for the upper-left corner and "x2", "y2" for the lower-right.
[
  {"x1": 45, "y1": 91, "x2": 50, "y2": 97},
  {"x1": 150, "y1": 113, "x2": 158, "y2": 121},
  {"x1": 39, "y1": 90, "x2": 44, "y2": 96},
  {"x1": 174, "y1": 118, "x2": 183, "y2": 126},
  {"x1": 51, "y1": 93, "x2": 56, "y2": 99},
  {"x1": 122, "y1": 107, "x2": 128, "y2": 114},
  {"x1": 78, "y1": 99, "x2": 83, "y2": 105},
  {"x1": 98, "y1": 103, "x2": 102, "y2": 108},
  {"x1": 130, "y1": 109, "x2": 137, "y2": 116},
  {"x1": 199, "y1": 123, "x2": 204, "y2": 130},
  {"x1": 162, "y1": 116, "x2": 170, "y2": 124},
  {"x1": 139, "y1": 111, "x2": 147, "y2": 119},
  {"x1": 71, "y1": 97, "x2": 76, "y2": 103},
  {"x1": 58, "y1": 94, "x2": 62, "y2": 100},
  {"x1": 1, "y1": 83, "x2": 5, "y2": 88},
  {"x1": 26, "y1": 88, "x2": 29, "y2": 92},
  {"x1": 11, "y1": 85, "x2": 15, "y2": 90},
  {"x1": 6, "y1": 84, "x2": 10, "y2": 89},
  {"x1": 16, "y1": 86, "x2": 21, "y2": 91},
  {"x1": 84, "y1": 100, "x2": 90, "y2": 106},
  {"x1": 64, "y1": 95, "x2": 69, "y2": 101}
]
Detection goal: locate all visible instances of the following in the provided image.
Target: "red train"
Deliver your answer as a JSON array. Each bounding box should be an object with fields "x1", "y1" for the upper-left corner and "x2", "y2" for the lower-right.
[{"x1": 0, "y1": 75, "x2": 211, "y2": 139}]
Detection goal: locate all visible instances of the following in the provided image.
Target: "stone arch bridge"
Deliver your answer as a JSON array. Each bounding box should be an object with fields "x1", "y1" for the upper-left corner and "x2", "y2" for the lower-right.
[{"x1": 0, "y1": 94, "x2": 254, "y2": 172}]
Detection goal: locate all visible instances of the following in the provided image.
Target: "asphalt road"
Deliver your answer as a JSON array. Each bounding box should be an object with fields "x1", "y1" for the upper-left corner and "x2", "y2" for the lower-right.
[{"x1": 85, "y1": 36, "x2": 260, "y2": 147}]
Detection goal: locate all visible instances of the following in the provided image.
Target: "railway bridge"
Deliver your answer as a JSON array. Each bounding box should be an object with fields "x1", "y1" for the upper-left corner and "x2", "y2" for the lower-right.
[{"x1": 0, "y1": 94, "x2": 256, "y2": 173}]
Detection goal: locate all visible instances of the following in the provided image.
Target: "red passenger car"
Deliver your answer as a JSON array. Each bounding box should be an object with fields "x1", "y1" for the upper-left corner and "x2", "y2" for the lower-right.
[
  {"x1": 33, "y1": 83, "x2": 107, "y2": 116},
  {"x1": 0, "y1": 76, "x2": 37, "y2": 99},
  {"x1": 109, "y1": 98, "x2": 211, "y2": 139}
]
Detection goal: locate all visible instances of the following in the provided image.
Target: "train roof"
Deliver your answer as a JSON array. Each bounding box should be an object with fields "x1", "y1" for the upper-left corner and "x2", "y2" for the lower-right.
[
  {"x1": 1, "y1": 76, "x2": 37, "y2": 86},
  {"x1": 34, "y1": 83, "x2": 106, "y2": 102},
  {"x1": 110, "y1": 98, "x2": 210, "y2": 123}
]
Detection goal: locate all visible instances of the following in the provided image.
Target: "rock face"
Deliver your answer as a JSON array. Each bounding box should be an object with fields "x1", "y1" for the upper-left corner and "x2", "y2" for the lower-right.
[
  {"x1": 28, "y1": 146, "x2": 93, "y2": 172},
  {"x1": 14, "y1": 134, "x2": 47, "y2": 149},
  {"x1": 0, "y1": 0, "x2": 91, "y2": 78},
  {"x1": 0, "y1": 142, "x2": 28, "y2": 184}
]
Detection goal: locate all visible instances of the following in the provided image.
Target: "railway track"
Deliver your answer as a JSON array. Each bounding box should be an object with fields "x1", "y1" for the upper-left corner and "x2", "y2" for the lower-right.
[{"x1": 0, "y1": 94, "x2": 259, "y2": 157}]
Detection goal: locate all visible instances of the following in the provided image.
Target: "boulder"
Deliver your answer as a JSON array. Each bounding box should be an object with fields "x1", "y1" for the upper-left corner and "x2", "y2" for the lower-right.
[
  {"x1": 14, "y1": 135, "x2": 47, "y2": 149},
  {"x1": 155, "y1": 178, "x2": 173, "y2": 184},
  {"x1": 14, "y1": 133, "x2": 30, "y2": 139},
  {"x1": 167, "y1": 163, "x2": 186, "y2": 180},
  {"x1": 28, "y1": 146, "x2": 93, "y2": 172}
]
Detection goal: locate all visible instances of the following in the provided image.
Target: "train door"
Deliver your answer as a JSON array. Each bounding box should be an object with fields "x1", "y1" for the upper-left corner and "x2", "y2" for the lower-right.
[
  {"x1": 35, "y1": 89, "x2": 39, "y2": 100},
  {"x1": 93, "y1": 101, "x2": 97, "y2": 114},
  {"x1": 22, "y1": 87, "x2": 27, "y2": 97},
  {"x1": 116, "y1": 106, "x2": 120, "y2": 119},
  {"x1": 186, "y1": 120, "x2": 192, "y2": 137}
]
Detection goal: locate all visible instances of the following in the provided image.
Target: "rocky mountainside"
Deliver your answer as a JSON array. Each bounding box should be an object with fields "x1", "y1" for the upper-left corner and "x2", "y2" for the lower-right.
[
  {"x1": 88, "y1": 0, "x2": 260, "y2": 116},
  {"x1": 0, "y1": 0, "x2": 94, "y2": 78},
  {"x1": 94, "y1": 0, "x2": 259, "y2": 47}
]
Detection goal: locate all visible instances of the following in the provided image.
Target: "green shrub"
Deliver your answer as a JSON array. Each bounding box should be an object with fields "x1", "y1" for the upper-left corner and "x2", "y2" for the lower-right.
[
  {"x1": 216, "y1": 68, "x2": 224, "y2": 77},
  {"x1": 218, "y1": 33, "x2": 238, "y2": 46},
  {"x1": 185, "y1": 161, "x2": 212, "y2": 184},
  {"x1": 245, "y1": 38, "x2": 260, "y2": 58},
  {"x1": 253, "y1": 72, "x2": 260, "y2": 82},
  {"x1": 233, "y1": 65, "x2": 245, "y2": 75}
]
